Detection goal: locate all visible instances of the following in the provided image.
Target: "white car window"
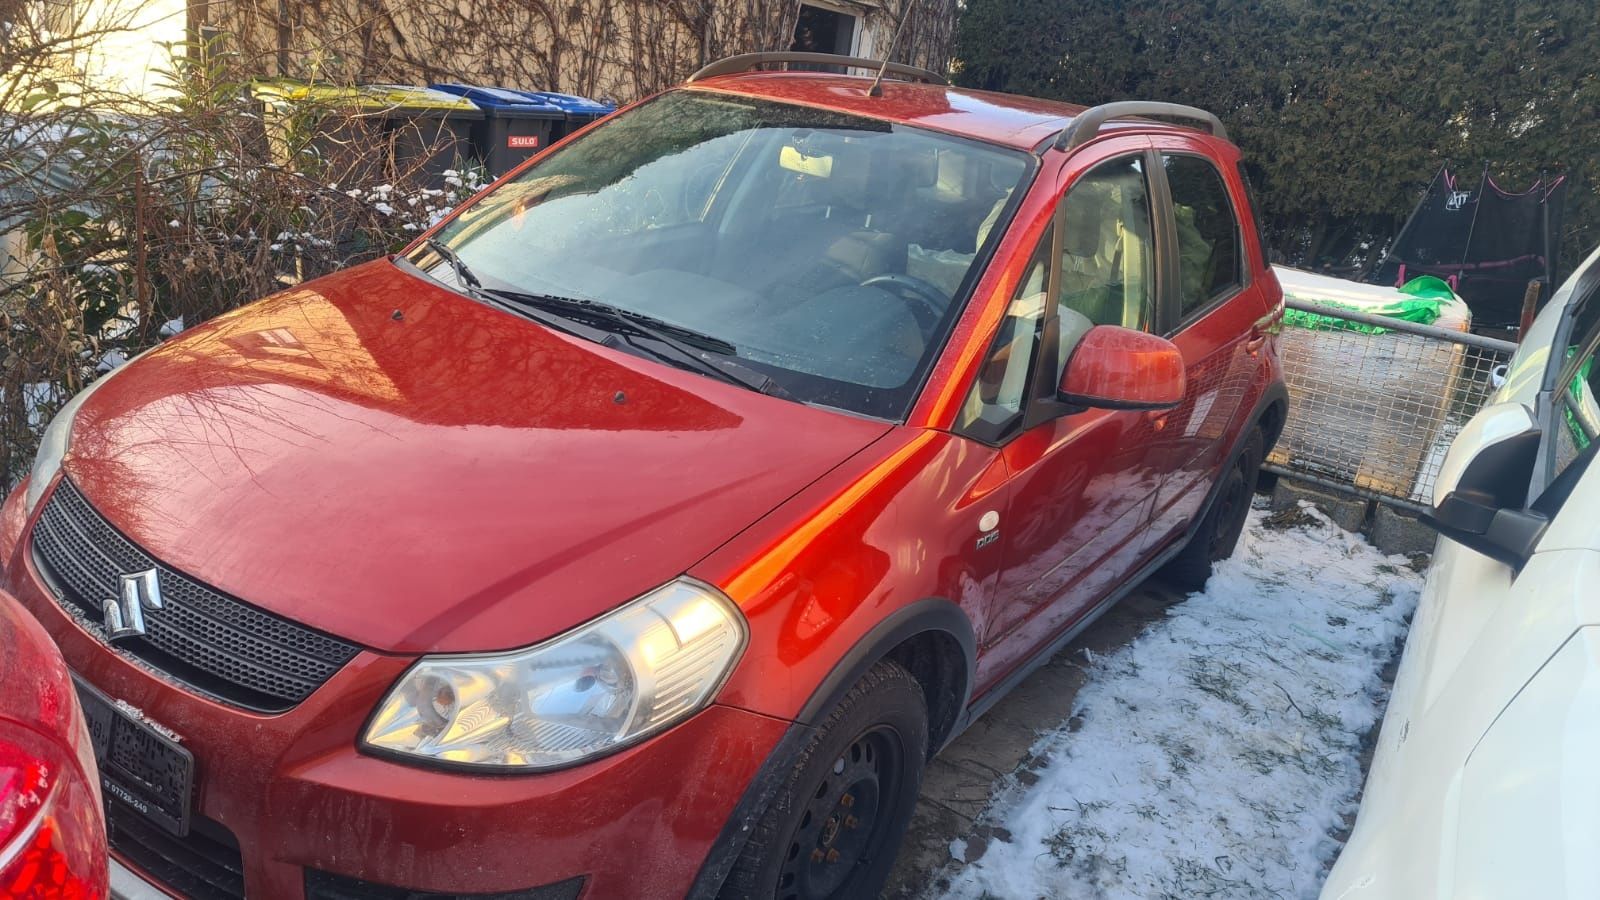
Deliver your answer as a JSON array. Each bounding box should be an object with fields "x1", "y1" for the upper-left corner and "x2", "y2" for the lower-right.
[{"x1": 1538, "y1": 294, "x2": 1600, "y2": 510}]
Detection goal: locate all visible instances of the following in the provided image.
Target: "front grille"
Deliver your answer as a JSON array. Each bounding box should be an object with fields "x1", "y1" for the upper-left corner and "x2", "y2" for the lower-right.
[
  {"x1": 109, "y1": 804, "x2": 245, "y2": 900},
  {"x1": 30, "y1": 478, "x2": 361, "y2": 711}
]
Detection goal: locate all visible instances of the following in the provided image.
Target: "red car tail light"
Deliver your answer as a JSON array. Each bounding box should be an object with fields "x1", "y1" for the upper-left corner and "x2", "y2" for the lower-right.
[{"x1": 0, "y1": 725, "x2": 107, "y2": 900}]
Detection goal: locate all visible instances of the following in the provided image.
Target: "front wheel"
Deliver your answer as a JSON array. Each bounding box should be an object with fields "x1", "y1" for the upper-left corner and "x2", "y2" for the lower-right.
[
  {"x1": 1161, "y1": 426, "x2": 1265, "y2": 590},
  {"x1": 720, "y1": 660, "x2": 928, "y2": 900}
]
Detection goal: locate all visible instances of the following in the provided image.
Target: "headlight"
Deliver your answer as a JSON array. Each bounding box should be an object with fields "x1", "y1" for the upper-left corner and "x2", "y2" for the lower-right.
[
  {"x1": 24, "y1": 367, "x2": 126, "y2": 514},
  {"x1": 363, "y1": 578, "x2": 747, "y2": 771}
]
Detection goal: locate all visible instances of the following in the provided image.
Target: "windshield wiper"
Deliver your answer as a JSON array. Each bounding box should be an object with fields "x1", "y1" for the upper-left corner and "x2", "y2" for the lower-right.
[
  {"x1": 482, "y1": 288, "x2": 788, "y2": 397},
  {"x1": 411, "y1": 243, "x2": 598, "y2": 346},
  {"x1": 423, "y1": 237, "x2": 481, "y2": 290}
]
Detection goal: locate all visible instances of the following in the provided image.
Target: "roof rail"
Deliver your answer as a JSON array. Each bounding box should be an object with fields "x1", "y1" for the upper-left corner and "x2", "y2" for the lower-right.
[
  {"x1": 1053, "y1": 101, "x2": 1229, "y2": 151},
  {"x1": 687, "y1": 52, "x2": 948, "y2": 86}
]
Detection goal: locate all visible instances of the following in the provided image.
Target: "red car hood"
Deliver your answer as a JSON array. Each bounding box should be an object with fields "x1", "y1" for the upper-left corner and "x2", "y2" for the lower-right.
[{"x1": 60, "y1": 260, "x2": 890, "y2": 654}]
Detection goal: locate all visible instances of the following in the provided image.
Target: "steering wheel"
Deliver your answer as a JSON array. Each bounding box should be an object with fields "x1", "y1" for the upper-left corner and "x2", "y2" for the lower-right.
[{"x1": 860, "y1": 273, "x2": 949, "y2": 330}]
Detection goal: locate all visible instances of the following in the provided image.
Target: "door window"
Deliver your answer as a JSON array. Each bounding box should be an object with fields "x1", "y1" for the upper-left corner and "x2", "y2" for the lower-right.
[
  {"x1": 1554, "y1": 352, "x2": 1599, "y2": 475},
  {"x1": 1055, "y1": 155, "x2": 1157, "y2": 379},
  {"x1": 1548, "y1": 299, "x2": 1600, "y2": 484},
  {"x1": 1529, "y1": 289, "x2": 1600, "y2": 516},
  {"x1": 958, "y1": 153, "x2": 1159, "y2": 440},
  {"x1": 1163, "y1": 154, "x2": 1243, "y2": 317},
  {"x1": 957, "y1": 227, "x2": 1052, "y2": 437}
]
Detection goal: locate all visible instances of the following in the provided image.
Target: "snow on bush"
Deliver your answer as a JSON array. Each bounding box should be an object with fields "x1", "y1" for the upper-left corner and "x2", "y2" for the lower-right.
[{"x1": 939, "y1": 504, "x2": 1422, "y2": 899}]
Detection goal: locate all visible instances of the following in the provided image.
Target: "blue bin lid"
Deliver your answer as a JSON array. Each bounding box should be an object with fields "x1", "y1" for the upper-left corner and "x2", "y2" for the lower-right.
[
  {"x1": 510, "y1": 90, "x2": 616, "y2": 118},
  {"x1": 429, "y1": 84, "x2": 565, "y2": 119}
]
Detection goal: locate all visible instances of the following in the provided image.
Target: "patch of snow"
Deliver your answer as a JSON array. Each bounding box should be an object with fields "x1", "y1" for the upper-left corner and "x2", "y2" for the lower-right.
[
  {"x1": 23, "y1": 382, "x2": 59, "y2": 427},
  {"x1": 937, "y1": 505, "x2": 1421, "y2": 900},
  {"x1": 949, "y1": 838, "x2": 968, "y2": 864}
]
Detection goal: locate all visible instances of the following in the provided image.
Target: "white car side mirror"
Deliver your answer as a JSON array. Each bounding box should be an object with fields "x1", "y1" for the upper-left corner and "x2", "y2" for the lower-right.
[
  {"x1": 1425, "y1": 401, "x2": 1548, "y2": 570},
  {"x1": 1433, "y1": 402, "x2": 1538, "y2": 506}
]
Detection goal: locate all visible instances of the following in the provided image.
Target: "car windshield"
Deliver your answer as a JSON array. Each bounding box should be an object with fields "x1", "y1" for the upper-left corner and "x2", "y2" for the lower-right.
[{"x1": 415, "y1": 90, "x2": 1034, "y2": 419}]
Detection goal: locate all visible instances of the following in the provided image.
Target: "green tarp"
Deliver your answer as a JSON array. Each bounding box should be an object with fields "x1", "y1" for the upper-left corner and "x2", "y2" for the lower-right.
[{"x1": 1283, "y1": 275, "x2": 1450, "y2": 335}]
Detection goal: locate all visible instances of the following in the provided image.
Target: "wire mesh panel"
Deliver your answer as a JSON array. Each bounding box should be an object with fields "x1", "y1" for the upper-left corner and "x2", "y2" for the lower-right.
[{"x1": 1267, "y1": 299, "x2": 1518, "y2": 510}]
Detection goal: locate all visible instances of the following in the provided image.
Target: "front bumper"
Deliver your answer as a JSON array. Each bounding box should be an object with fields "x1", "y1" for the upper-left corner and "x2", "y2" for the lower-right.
[
  {"x1": 110, "y1": 857, "x2": 171, "y2": 900},
  {"x1": 8, "y1": 535, "x2": 787, "y2": 899}
]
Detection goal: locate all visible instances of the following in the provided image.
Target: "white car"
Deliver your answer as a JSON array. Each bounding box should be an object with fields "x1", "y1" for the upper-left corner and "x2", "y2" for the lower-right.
[{"x1": 1323, "y1": 245, "x2": 1600, "y2": 899}]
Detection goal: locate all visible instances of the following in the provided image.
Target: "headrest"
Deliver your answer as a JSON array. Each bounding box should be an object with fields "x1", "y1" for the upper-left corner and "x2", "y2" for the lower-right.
[
  {"x1": 1062, "y1": 180, "x2": 1120, "y2": 258},
  {"x1": 826, "y1": 230, "x2": 901, "y2": 276}
]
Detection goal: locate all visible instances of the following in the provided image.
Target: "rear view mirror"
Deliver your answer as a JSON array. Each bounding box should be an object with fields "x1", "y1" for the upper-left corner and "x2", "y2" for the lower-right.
[
  {"x1": 778, "y1": 145, "x2": 833, "y2": 178},
  {"x1": 1058, "y1": 325, "x2": 1185, "y2": 410},
  {"x1": 1420, "y1": 402, "x2": 1547, "y2": 569}
]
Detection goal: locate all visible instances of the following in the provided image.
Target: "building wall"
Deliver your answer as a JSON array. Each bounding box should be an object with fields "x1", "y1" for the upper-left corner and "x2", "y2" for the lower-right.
[
  {"x1": 66, "y1": 0, "x2": 189, "y2": 98},
  {"x1": 193, "y1": 0, "x2": 955, "y2": 103}
]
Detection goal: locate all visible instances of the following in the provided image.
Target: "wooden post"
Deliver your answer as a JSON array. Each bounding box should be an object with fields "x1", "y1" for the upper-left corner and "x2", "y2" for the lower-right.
[{"x1": 1518, "y1": 278, "x2": 1543, "y2": 340}]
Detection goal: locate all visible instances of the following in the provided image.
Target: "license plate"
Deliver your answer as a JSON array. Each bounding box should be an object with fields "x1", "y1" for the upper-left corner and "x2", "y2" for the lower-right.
[{"x1": 73, "y1": 677, "x2": 195, "y2": 837}]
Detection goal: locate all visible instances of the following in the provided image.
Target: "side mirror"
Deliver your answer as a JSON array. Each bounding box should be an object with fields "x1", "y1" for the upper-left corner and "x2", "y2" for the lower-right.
[
  {"x1": 1058, "y1": 325, "x2": 1186, "y2": 411},
  {"x1": 1420, "y1": 402, "x2": 1547, "y2": 569}
]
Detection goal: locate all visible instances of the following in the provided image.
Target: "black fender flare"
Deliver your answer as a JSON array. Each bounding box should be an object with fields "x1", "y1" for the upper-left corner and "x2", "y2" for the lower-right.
[
  {"x1": 1246, "y1": 379, "x2": 1290, "y2": 460},
  {"x1": 685, "y1": 598, "x2": 976, "y2": 899},
  {"x1": 795, "y1": 596, "x2": 976, "y2": 728}
]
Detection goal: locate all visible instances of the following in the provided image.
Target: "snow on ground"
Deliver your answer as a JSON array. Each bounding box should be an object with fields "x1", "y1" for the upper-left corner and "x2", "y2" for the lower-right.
[{"x1": 936, "y1": 503, "x2": 1422, "y2": 900}]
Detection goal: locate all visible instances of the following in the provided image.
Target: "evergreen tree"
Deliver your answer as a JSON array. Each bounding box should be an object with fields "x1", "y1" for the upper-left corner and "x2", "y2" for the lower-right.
[{"x1": 956, "y1": 0, "x2": 1597, "y2": 276}]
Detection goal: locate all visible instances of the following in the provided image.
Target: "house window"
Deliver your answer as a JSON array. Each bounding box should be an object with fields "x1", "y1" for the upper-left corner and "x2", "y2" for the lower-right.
[{"x1": 791, "y1": 4, "x2": 860, "y2": 59}]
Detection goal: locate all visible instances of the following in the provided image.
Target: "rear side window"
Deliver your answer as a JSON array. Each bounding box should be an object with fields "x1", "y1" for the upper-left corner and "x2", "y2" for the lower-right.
[{"x1": 1163, "y1": 154, "x2": 1243, "y2": 317}]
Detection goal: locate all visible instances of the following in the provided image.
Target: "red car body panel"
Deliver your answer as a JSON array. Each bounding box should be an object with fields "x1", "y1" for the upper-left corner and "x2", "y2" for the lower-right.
[
  {"x1": 61, "y1": 259, "x2": 889, "y2": 654},
  {"x1": 686, "y1": 74, "x2": 1090, "y2": 150},
  {"x1": 0, "y1": 71, "x2": 1287, "y2": 899}
]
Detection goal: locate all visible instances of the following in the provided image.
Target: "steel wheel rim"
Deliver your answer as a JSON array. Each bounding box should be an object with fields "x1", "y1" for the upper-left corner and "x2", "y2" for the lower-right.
[
  {"x1": 777, "y1": 726, "x2": 904, "y2": 900},
  {"x1": 1210, "y1": 466, "x2": 1250, "y2": 558}
]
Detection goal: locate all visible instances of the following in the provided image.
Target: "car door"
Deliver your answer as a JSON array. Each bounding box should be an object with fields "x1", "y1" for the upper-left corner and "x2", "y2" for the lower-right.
[
  {"x1": 1142, "y1": 141, "x2": 1274, "y2": 548},
  {"x1": 957, "y1": 139, "x2": 1170, "y2": 685}
]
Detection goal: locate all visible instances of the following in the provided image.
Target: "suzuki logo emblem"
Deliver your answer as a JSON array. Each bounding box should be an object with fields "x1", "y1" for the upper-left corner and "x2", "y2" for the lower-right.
[{"x1": 103, "y1": 569, "x2": 162, "y2": 641}]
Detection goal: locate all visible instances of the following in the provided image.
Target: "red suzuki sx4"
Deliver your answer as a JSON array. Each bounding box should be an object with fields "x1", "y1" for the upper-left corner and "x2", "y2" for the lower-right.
[{"x1": 2, "y1": 55, "x2": 1284, "y2": 900}]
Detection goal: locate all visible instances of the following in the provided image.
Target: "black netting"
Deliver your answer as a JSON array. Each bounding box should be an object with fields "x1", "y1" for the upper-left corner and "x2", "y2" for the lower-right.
[{"x1": 1373, "y1": 167, "x2": 1566, "y2": 328}]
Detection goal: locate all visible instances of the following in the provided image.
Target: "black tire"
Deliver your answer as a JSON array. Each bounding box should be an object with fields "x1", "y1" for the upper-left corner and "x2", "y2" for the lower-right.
[
  {"x1": 720, "y1": 660, "x2": 928, "y2": 900},
  {"x1": 1161, "y1": 427, "x2": 1266, "y2": 590}
]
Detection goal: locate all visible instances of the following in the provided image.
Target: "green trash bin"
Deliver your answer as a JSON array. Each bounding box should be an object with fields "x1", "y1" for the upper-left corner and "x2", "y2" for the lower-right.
[{"x1": 252, "y1": 80, "x2": 483, "y2": 189}]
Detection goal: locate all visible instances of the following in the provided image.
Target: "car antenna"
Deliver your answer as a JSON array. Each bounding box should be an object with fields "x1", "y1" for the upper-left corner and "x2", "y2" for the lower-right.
[{"x1": 867, "y1": 0, "x2": 920, "y2": 98}]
